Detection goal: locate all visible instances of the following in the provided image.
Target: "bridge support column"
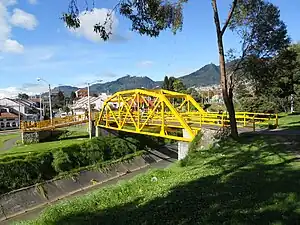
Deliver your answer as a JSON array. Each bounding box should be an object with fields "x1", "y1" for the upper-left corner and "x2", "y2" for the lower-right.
[
  {"x1": 95, "y1": 126, "x2": 100, "y2": 137},
  {"x1": 178, "y1": 129, "x2": 191, "y2": 160},
  {"x1": 21, "y1": 130, "x2": 53, "y2": 144}
]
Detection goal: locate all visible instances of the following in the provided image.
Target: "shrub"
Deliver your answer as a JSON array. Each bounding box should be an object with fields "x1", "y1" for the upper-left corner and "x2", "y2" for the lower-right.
[
  {"x1": 0, "y1": 152, "x2": 55, "y2": 194},
  {"x1": 0, "y1": 135, "x2": 147, "y2": 195},
  {"x1": 52, "y1": 150, "x2": 73, "y2": 173}
]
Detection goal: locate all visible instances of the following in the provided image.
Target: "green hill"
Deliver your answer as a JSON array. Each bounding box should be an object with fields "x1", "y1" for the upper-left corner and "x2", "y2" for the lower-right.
[
  {"x1": 179, "y1": 63, "x2": 220, "y2": 87},
  {"x1": 54, "y1": 63, "x2": 221, "y2": 96}
]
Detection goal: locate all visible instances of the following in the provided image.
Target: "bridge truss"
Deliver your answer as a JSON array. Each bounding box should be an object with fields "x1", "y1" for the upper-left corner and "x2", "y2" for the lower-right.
[{"x1": 96, "y1": 89, "x2": 278, "y2": 142}]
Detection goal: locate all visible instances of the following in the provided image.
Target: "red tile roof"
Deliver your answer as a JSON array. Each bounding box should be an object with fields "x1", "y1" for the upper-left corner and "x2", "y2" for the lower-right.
[{"x1": 0, "y1": 112, "x2": 18, "y2": 119}]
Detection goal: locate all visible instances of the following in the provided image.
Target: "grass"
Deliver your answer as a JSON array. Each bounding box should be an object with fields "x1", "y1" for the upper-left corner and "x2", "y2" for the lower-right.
[
  {"x1": 0, "y1": 125, "x2": 89, "y2": 157},
  {"x1": 0, "y1": 133, "x2": 19, "y2": 148},
  {"x1": 17, "y1": 132, "x2": 300, "y2": 225},
  {"x1": 278, "y1": 112, "x2": 300, "y2": 128}
]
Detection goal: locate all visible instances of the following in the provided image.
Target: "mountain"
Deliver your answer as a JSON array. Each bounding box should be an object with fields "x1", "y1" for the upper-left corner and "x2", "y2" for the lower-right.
[
  {"x1": 52, "y1": 86, "x2": 78, "y2": 96},
  {"x1": 90, "y1": 75, "x2": 160, "y2": 94},
  {"x1": 53, "y1": 63, "x2": 221, "y2": 96},
  {"x1": 179, "y1": 63, "x2": 220, "y2": 87}
]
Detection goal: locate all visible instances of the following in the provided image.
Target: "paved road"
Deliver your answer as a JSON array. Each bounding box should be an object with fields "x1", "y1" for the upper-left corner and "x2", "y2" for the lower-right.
[
  {"x1": 0, "y1": 136, "x2": 21, "y2": 151},
  {"x1": 1, "y1": 149, "x2": 177, "y2": 225}
]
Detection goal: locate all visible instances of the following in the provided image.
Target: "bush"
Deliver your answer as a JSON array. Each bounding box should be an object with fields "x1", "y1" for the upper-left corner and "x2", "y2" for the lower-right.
[
  {"x1": 0, "y1": 152, "x2": 55, "y2": 194},
  {"x1": 52, "y1": 150, "x2": 73, "y2": 173},
  {"x1": 0, "y1": 135, "x2": 147, "y2": 195}
]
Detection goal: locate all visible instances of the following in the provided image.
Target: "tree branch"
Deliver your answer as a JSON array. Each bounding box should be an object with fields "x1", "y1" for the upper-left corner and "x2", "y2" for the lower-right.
[{"x1": 221, "y1": 0, "x2": 238, "y2": 36}]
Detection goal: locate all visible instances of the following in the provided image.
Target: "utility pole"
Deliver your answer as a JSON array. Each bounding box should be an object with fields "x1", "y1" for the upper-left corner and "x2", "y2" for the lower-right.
[
  {"x1": 48, "y1": 84, "x2": 53, "y2": 124},
  {"x1": 39, "y1": 94, "x2": 43, "y2": 121},
  {"x1": 37, "y1": 78, "x2": 53, "y2": 124},
  {"x1": 87, "y1": 83, "x2": 92, "y2": 139},
  {"x1": 18, "y1": 101, "x2": 21, "y2": 129},
  {"x1": 86, "y1": 80, "x2": 102, "y2": 139}
]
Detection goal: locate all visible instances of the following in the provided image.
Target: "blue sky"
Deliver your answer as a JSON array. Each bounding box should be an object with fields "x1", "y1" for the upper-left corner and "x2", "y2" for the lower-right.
[{"x1": 0, "y1": 0, "x2": 299, "y2": 97}]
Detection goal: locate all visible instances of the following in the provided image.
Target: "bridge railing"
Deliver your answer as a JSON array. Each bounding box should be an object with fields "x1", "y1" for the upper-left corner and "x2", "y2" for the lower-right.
[
  {"x1": 21, "y1": 115, "x2": 88, "y2": 131},
  {"x1": 98, "y1": 110, "x2": 278, "y2": 131},
  {"x1": 180, "y1": 112, "x2": 278, "y2": 129}
]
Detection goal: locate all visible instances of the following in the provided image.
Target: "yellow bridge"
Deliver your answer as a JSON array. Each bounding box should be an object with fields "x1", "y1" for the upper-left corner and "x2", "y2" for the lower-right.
[{"x1": 22, "y1": 89, "x2": 278, "y2": 142}]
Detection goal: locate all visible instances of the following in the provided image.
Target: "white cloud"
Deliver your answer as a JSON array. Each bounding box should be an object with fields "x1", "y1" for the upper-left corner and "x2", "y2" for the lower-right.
[
  {"x1": 138, "y1": 60, "x2": 154, "y2": 67},
  {"x1": 0, "y1": 2, "x2": 37, "y2": 53},
  {"x1": 28, "y1": 0, "x2": 37, "y2": 5},
  {"x1": 69, "y1": 8, "x2": 119, "y2": 42},
  {"x1": 3, "y1": 39, "x2": 24, "y2": 53},
  {"x1": 0, "y1": 85, "x2": 48, "y2": 98},
  {"x1": 10, "y1": 8, "x2": 38, "y2": 30}
]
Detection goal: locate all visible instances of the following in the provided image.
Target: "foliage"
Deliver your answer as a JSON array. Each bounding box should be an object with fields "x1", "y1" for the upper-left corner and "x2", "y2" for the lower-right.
[
  {"x1": 18, "y1": 93, "x2": 29, "y2": 100},
  {"x1": 63, "y1": 0, "x2": 187, "y2": 40},
  {"x1": 18, "y1": 133, "x2": 300, "y2": 225},
  {"x1": 229, "y1": 1, "x2": 297, "y2": 114},
  {"x1": 186, "y1": 88, "x2": 202, "y2": 103},
  {"x1": 70, "y1": 91, "x2": 77, "y2": 102},
  {"x1": 235, "y1": 47, "x2": 300, "y2": 113},
  {"x1": 62, "y1": 105, "x2": 71, "y2": 114},
  {"x1": 52, "y1": 91, "x2": 66, "y2": 109},
  {"x1": 0, "y1": 135, "x2": 150, "y2": 195},
  {"x1": 161, "y1": 76, "x2": 186, "y2": 93}
]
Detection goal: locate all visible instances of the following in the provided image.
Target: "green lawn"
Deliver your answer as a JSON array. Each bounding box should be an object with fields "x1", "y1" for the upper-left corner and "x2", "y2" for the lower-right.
[
  {"x1": 17, "y1": 133, "x2": 300, "y2": 225},
  {"x1": 0, "y1": 126, "x2": 89, "y2": 157},
  {"x1": 278, "y1": 113, "x2": 300, "y2": 128},
  {"x1": 0, "y1": 133, "x2": 19, "y2": 148}
]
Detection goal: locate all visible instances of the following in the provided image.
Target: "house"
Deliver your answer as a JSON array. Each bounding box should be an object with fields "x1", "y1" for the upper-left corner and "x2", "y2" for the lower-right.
[
  {"x1": 71, "y1": 93, "x2": 111, "y2": 116},
  {"x1": 0, "y1": 107, "x2": 19, "y2": 130},
  {"x1": 0, "y1": 98, "x2": 40, "y2": 121},
  {"x1": 75, "y1": 89, "x2": 88, "y2": 98}
]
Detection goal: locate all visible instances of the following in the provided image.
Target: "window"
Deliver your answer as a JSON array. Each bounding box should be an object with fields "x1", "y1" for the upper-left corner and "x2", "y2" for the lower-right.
[
  {"x1": 6, "y1": 122, "x2": 10, "y2": 127},
  {"x1": 0, "y1": 123, "x2": 4, "y2": 128},
  {"x1": 12, "y1": 122, "x2": 16, "y2": 127}
]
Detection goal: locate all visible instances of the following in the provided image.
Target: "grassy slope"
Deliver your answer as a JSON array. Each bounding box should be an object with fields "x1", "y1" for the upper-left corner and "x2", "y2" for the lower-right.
[
  {"x1": 0, "y1": 125, "x2": 88, "y2": 157},
  {"x1": 278, "y1": 113, "x2": 300, "y2": 128},
  {"x1": 0, "y1": 133, "x2": 19, "y2": 148},
  {"x1": 17, "y1": 133, "x2": 300, "y2": 225}
]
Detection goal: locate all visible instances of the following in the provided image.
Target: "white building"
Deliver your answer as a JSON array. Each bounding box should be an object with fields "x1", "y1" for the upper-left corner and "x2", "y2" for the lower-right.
[
  {"x1": 0, "y1": 98, "x2": 40, "y2": 121},
  {"x1": 71, "y1": 93, "x2": 111, "y2": 116}
]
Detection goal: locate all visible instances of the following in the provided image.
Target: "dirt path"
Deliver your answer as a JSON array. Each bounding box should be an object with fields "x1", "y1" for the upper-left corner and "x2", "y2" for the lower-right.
[{"x1": 0, "y1": 136, "x2": 20, "y2": 151}]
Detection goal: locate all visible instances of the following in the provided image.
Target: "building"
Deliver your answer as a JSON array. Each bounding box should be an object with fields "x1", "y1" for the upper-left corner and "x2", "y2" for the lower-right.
[
  {"x1": 0, "y1": 107, "x2": 19, "y2": 130},
  {"x1": 75, "y1": 89, "x2": 88, "y2": 98},
  {"x1": 71, "y1": 93, "x2": 111, "y2": 116},
  {"x1": 0, "y1": 98, "x2": 40, "y2": 121}
]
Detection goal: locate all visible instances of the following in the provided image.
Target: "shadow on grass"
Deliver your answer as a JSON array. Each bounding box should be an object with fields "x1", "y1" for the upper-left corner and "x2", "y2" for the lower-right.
[{"x1": 43, "y1": 134, "x2": 300, "y2": 225}]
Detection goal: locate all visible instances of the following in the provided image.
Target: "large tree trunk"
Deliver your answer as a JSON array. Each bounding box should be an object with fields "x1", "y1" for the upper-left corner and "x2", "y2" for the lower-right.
[{"x1": 211, "y1": 0, "x2": 238, "y2": 139}]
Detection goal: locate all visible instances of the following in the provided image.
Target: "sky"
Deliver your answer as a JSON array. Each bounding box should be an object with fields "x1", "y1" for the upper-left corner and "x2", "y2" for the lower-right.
[{"x1": 0, "y1": 0, "x2": 299, "y2": 97}]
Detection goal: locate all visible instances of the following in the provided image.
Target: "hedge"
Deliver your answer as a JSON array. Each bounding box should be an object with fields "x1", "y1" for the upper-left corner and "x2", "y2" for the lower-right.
[{"x1": 0, "y1": 136, "x2": 146, "y2": 195}]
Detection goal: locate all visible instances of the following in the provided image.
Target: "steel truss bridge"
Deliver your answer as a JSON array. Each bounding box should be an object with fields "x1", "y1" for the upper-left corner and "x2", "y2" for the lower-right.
[
  {"x1": 21, "y1": 89, "x2": 278, "y2": 142},
  {"x1": 96, "y1": 89, "x2": 278, "y2": 142}
]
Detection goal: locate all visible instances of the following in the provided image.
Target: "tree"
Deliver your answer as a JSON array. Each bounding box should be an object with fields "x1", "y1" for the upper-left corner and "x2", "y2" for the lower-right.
[
  {"x1": 173, "y1": 79, "x2": 186, "y2": 93},
  {"x1": 18, "y1": 93, "x2": 29, "y2": 100},
  {"x1": 187, "y1": 88, "x2": 202, "y2": 103},
  {"x1": 53, "y1": 91, "x2": 65, "y2": 109},
  {"x1": 63, "y1": 0, "x2": 289, "y2": 138},
  {"x1": 70, "y1": 91, "x2": 76, "y2": 103},
  {"x1": 162, "y1": 76, "x2": 170, "y2": 90},
  {"x1": 235, "y1": 47, "x2": 300, "y2": 113}
]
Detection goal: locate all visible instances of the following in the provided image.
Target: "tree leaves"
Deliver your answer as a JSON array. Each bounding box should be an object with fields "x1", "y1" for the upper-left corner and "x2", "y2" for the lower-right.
[
  {"x1": 63, "y1": 0, "x2": 187, "y2": 40},
  {"x1": 230, "y1": 0, "x2": 290, "y2": 58}
]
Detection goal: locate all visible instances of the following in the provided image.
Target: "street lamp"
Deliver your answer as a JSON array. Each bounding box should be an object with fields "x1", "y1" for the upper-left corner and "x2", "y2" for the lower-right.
[
  {"x1": 37, "y1": 77, "x2": 53, "y2": 124},
  {"x1": 39, "y1": 93, "x2": 43, "y2": 121},
  {"x1": 86, "y1": 79, "x2": 102, "y2": 139}
]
